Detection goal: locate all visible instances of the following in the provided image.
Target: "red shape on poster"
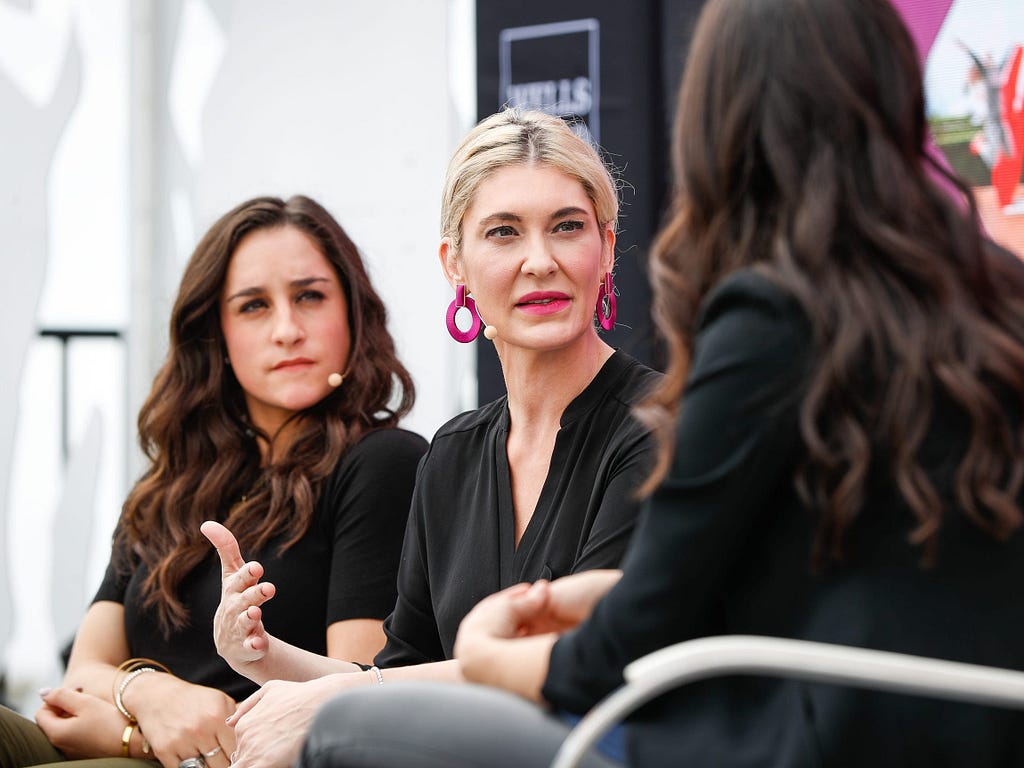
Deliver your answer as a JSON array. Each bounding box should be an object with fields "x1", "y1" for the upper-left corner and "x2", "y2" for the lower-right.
[{"x1": 992, "y1": 45, "x2": 1023, "y2": 209}]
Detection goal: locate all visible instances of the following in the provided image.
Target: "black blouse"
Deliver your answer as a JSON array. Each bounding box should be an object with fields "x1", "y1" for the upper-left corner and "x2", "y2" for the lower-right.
[
  {"x1": 94, "y1": 427, "x2": 427, "y2": 701},
  {"x1": 375, "y1": 350, "x2": 662, "y2": 667}
]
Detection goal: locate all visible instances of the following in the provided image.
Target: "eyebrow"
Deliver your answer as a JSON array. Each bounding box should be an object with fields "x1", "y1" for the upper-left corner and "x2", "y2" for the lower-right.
[
  {"x1": 477, "y1": 212, "x2": 522, "y2": 228},
  {"x1": 225, "y1": 276, "x2": 331, "y2": 304},
  {"x1": 476, "y1": 206, "x2": 591, "y2": 228},
  {"x1": 550, "y1": 206, "x2": 591, "y2": 220}
]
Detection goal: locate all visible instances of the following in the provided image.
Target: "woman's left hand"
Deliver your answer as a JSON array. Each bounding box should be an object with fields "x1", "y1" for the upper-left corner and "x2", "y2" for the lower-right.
[
  {"x1": 123, "y1": 672, "x2": 236, "y2": 768},
  {"x1": 229, "y1": 674, "x2": 361, "y2": 768},
  {"x1": 35, "y1": 687, "x2": 128, "y2": 759}
]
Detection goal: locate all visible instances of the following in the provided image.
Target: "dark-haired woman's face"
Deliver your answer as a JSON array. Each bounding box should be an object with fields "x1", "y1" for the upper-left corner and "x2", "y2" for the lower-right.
[{"x1": 219, "y1": 225, "x2": 350, "y2": 436}]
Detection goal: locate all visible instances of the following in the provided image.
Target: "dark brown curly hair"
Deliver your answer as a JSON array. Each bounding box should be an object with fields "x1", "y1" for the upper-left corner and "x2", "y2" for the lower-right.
[
  {"x1": 641, "y1": 0, "x2": 1024, "y2": 565},
  {"x1": 116, "y1": 195, "x2": 415, "y2": 634}
]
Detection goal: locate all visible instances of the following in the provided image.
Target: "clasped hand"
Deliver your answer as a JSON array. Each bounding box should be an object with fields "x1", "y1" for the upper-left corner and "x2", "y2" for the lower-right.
[
  {"x1": 456, "y1": 568, "x2": 622, "y2": 645},
  {"x1": 454, "y1": 569, "x2": 622, "y2": 692},
  {"x1": 225, "y1": 674, "x2": 359, "y2": 768},
  {"x1": 36, "y1": 687, "x2": 129, "y2": 760},
  {"x1": 36, "y1": 680, "x2": 235, "y2": 768}
]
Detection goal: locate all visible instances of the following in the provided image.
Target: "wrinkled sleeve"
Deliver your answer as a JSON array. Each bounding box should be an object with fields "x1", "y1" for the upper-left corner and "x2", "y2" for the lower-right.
[
  {"x1": 91, "y1": 524, "x2": 133, "y2": 605},
  {"x1": 373, "y1": 450, "x2": 444, "y2": 667},
  {"x1": 571, "y1": 424, "x2": 659, "y2": 574},
  {"x1": 324, "y1": 429, "x2": 428, "y2": 624}
]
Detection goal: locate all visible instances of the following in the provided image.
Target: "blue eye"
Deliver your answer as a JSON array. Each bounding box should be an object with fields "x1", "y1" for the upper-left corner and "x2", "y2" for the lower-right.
[
  {"x1": 554, "y1": 220, "x2": 584, "y2": 233},
  {"x1": 486, "y1": 225, "x2": 517, "y2": 238},
  {"x1": 239, "y1": 298, "x2": 267, "y2": 313}
]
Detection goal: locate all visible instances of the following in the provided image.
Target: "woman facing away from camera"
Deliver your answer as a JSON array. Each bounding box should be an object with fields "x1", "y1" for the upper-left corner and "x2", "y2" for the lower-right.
[
  {"x1": 0, "y1": 195, "x2": 427, "y2": 768},
  {"x1": 296, "y1": 0, "x2": 1024, "y2": 766},
  {"x1": 200, "y1": 108, "x2": 662, "y2": 768}
]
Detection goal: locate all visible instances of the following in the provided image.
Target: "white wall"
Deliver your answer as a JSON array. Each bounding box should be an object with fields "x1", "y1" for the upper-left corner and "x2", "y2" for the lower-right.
[{"x1": 0, "y1": 0, "x2": 476, "y2": 714}]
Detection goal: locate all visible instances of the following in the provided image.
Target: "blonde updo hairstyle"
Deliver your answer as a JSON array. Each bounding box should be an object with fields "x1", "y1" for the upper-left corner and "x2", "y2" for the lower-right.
[{"x1": 440, "y1": 108, "x2": 619, "y2": 257}]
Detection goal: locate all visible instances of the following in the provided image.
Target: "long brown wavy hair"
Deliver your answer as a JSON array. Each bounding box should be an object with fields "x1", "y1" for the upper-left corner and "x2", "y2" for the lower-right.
[
  {"x1": 116, "y1": 195, "x2": 415, "y2": 634},
  {"x1": 641, "y1": 0, "x2": 1024, "y2": 564}
]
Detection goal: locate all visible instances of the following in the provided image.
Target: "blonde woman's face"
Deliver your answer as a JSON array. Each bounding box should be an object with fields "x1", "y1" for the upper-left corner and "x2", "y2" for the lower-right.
[
  {"x1": 219, "y1": 225, "x2": 350, "y2": 436},
  {"x1": 446, "y1": 164, "x2": 613, "y2": 353}
]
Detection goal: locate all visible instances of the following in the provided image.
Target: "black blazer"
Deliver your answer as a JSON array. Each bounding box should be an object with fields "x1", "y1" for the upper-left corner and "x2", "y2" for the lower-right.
[{"x1": 543, "y1": 269, "x2": 1024, "y2": 767}]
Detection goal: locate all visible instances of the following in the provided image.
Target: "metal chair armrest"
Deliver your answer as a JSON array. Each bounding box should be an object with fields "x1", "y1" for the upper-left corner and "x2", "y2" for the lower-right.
[{"x1": 551, "y1": 635, "x2": 1024, "y2": 768}]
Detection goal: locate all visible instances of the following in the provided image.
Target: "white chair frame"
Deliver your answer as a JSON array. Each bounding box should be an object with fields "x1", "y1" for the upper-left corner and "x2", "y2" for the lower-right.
[{"x1": 550, "y1": 635, "x2": 1024, "y2": 768}]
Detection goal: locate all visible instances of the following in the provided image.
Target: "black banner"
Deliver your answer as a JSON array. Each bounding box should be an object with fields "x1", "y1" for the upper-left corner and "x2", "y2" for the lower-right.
[{"x1": 475, "y1": 0, "x2": 677, "y2": 405}]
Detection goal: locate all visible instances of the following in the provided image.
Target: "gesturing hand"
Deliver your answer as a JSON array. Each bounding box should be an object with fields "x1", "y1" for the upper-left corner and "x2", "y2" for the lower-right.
[{"x1": 200, "y1": 520, "x2": 276, "y2": 676}]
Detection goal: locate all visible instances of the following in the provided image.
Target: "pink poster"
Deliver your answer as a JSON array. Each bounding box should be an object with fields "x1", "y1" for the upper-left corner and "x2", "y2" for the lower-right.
[{"x1": 895, "y1": 0, "x2": 1024, "y2": 258}]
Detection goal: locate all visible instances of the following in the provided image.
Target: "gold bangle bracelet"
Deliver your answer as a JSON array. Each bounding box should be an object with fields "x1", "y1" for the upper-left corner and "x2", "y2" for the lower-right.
[
  {"x1": 117, "y1": 657, "x2": 171, "y2": 674},
  {"x1": 121, "y1": 723, "x2": 135, "y2": 757}
]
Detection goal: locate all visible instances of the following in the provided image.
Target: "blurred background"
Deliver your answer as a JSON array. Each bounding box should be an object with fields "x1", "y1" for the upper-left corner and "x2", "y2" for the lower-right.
[
  {"x1": 0, "y1": 0, "x2": 476, "y2": 714},
  {"x1": 1, "y1": 0, "x2": 1021, "y2": 717}
]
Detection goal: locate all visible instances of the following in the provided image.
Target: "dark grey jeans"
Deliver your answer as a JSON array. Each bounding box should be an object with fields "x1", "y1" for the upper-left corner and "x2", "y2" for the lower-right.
[{"x1": 298, "y1": 683, "x2": 622, "y2": 768}]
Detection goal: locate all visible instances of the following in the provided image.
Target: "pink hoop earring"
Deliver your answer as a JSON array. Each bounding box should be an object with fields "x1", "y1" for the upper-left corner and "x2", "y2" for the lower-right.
[
  {"x1": 446, "y1": 284, "x2": 482, "y2": 343},
  {"x1": 596, "y1": 272, "x2": 617, "y2": 331}
]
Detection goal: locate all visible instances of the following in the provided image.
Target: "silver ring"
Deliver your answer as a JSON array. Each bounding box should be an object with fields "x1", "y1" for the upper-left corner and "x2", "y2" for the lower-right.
[
  {"x1": 179, "y1": 758, "x2": 206, "y2": 768},
  {"x1": 203, "y1": 747, "x2": 222, "y2": 758}
]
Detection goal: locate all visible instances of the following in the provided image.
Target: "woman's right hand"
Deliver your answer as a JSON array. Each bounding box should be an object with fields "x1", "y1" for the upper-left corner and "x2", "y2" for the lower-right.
[
  {"x1": 125, "y1": 672, "x2": 236, "y2": 768},
  {"x1": 200, "y1": 520, "x2": 277, "y2": 674},
  {"x1": 35, "y1": 688, "x2": 131, "y2": 759}
]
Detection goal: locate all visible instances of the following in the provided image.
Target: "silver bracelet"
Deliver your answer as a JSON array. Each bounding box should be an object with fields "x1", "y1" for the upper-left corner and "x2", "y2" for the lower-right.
[
  {"x1": 369, "y1": 665, "x2": 384, "y2": 685},
  {"x1": 115, "y1": 666, "x2": 159, "y2": 721}
]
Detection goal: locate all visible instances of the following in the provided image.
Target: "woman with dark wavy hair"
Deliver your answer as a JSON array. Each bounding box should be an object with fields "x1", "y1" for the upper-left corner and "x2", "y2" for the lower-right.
[
  {"x1": 0, "y1": 195, "x2": 426, "y2": 768},
  {"x1": 296, "y1": 1, "x2": 1024, "y2": 766}
]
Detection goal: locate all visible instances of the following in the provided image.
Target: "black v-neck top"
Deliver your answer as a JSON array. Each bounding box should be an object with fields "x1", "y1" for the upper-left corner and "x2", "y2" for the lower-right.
[{"x1": 374, "y1": 350, "x2": 662, "y2": 667}]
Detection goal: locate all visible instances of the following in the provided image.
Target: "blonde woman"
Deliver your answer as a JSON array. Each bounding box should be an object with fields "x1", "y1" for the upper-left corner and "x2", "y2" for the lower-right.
[{"x1": 204, "y1": 109, "x2": 660, "y2": 768}]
